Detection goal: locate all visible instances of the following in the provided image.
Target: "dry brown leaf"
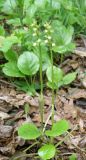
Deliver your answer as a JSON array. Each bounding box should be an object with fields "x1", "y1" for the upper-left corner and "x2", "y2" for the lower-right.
[
  {"x1": 64, "y1": 99, "x2": 77, "y2": 119},
  {"x1": 0, "y1": 125, "x2": 13, "y2": 139},
  {"x1": 0, "y1": 111, "x2": 10, "y2": 120},
  {"x1": 68, "y1": 88, "x2": 86, "y2": 99},
  {"x1": 73, "y1": 47, "x2": 86, "y2": 57},
  {"x1": 0, "y1": 154, "x2": 9, "y2": 160},
  {"x1": 65, "y1": 135, "x2": 81, "y2": 149}
]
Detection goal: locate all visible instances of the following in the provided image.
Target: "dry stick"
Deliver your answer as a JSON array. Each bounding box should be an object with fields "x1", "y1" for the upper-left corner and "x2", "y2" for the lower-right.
[
  {"x1": 43, "y1": 111, "x2": 52, "y2": 133},
  {"x1": 59, "y1": 152, "x2": 76, "y2": 156},
  {"x1": 13, "y1": 153, "x2": 37, "y2": 160},
  {"x1": 0, "y1": 79, "x2": 16, "y2": 87},
  {"x1": 23, "y1": 141, "x2": 39, "y2": 153}
]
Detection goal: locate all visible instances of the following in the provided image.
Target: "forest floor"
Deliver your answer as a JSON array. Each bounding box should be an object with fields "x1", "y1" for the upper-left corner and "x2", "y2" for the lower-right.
[{"x1": 0, "y1": 39, "x2": 86, "y2": 160}]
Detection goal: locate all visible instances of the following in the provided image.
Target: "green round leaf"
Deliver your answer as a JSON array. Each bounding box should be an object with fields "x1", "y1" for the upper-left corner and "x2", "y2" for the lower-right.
[
  {"x1": 52, "y1": 0, "x2": 61, "y2": 10},
  {"x1": 63, "y1": 72, "x2": 77, "y2": 85},
  {"x1": 4, "y1": 49, "x2": 17, "y2": 61},
  {"x1": 38, "y1": 144, "x2": 56, "y2": 160},
  {"x1": 18, "y1": 51, "x2": 39, "y2": 75},
  {"x1": 46, "y1": 66, "x2": 63, "y2": 83},
  {"x1": 18, "y1": 123, "x2": 41, "y2": 140},
  {"x1": 1, "y1": 35, "x2": 19, "y2": 53},
  {"x1": 45, "y1": 120, "x2": 69, "y2": 137},
  {"x1": 3, "y1": 62, "x2": 24, "y2": 77},
  {"x1": 2, "y1": 0, "x2": 17, "y2": 15}
]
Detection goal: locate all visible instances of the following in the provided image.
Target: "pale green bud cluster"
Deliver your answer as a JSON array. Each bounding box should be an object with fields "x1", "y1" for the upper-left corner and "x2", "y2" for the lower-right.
[{"x1": 31, "y1": 21, "x2": 56, "y2": 47}]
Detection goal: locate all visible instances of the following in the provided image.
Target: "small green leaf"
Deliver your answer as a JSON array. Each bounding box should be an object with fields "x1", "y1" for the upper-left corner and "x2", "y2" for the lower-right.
[
  {"x1": 18, "y1": 123, "x2": 41, "y2": 140},
  {"x1": 3, "y1": 62, "x2": 24, "y2": 77},
  {"x1": 45, "y1": 120, "x2": 69, "y2": 137},
  {"x1": 47, "y1": 81, "x2": 63, "y2": 89},
  {"x1": 69, "y1": 153, "x2": 77, "y2": 160},
  {"x1": 46, "y1": 66, "x2": 63, "y2": 83},
  {"x1": 63, "y1": 72, "x2": 77, "y2": 85},
  {"x1": 18, "y1": 51, "x2": 39, "y2": 75},
  {"x1": 38, "y1": 144, "x2": 56, "y2": 160}
]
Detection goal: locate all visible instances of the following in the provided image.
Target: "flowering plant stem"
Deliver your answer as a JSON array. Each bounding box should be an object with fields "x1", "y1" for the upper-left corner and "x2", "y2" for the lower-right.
[
  {"x1": 39, "y1": 43, "x2": 44, "y2": 131},
  {"x1": 50, "y1": 47, "x2": 55, "y2": 138}
]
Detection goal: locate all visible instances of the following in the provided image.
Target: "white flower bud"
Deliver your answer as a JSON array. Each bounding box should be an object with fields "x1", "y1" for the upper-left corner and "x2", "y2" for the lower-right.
[
  {"x1": 33, "y1": 43, "x2": 37, "y2": 46},
  {"x1": 45, "y1": 30, "x2": 48, "y2": 33},
  {"x1": 24, "y1": 27, "x2": 28, "y2": 31},
  {"x1": 52, "y1": 43, "x2": 55, "y2": 47},
  {"x1": 47, "y1": 25, "x2": 51, "y2": 29},
  {"x1": 33, "y1": 33, "x2": 37, "y2": 36},
  {"x1": 37, "y1": 39, "x2": 41, "y2": 43},
  {"x1": 45, "y1": 40, "x2": 48, "y2": 43},
  {"x1": 47, "y1": 36, "x2": 52, "y2": 40},
  {"x1": 33, "y1": 28, "x2": 37, "y2": 31}
]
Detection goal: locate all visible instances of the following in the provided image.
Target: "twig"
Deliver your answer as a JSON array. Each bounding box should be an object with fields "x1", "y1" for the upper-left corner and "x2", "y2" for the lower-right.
[
  {"x1": 13, "y1": 153, "x2": 37, "y2": 160},
  {"x1": 43, "y1": 111, "x2": 52, "y2": 132},
  {"x1": 23, "y1": 141, "x2": 39, "y2": 153}
]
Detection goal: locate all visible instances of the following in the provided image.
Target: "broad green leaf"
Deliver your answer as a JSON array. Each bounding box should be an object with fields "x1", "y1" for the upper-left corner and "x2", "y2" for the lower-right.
[
  {"x1": 46, "y1": 66, "x2": 63, "y2": 83},
  {"x1": 38, "y1": 144, "x2": 56, "y2": 160},
  {"x1": 24, "y1": 0, "x2": 31, "y2": 11},
  {"x1": 3, "y1": 62, "x2": 24, "y2": 77},
  {"x1": 2, "y1": 0, "x2": 17, "y2": 14},
  {"x1": 26, "y1": 4, "x2": 37, "y2": 18},
  {"x1": 53, "y1": 43, "x2": 75, "y2": 54},
  {"x1": 3, "y1": 49, "x2": 17, "y2": 61},
  {"x1": 45, "y1": 120, "x2": 69, "y2": 137},
  {"x1": 61, "y1": 0, "x2": 73, "y2": 10},
  {"x1": 52, "y1": 0, "x2": 61, "y2": 10},
  {"x1": 63, "y1": 26, "x2": 74, "y2": 45},
  {"x1": 63, "y1": 72, "x2": 77, "y2": 85},
  {"x1": 69, "y1": 153, "x2": 77, "y2": 160},
  {"x1": 18, "y1": 51, "x2": 39, "y2": 75},
  {"x1": 7, "y1": 18, "x2": 21, "y2": 26},
  {"x1": 18, "y1": 123, "x2": 41, "y2": 140},
  {"x1": 35, "y1": 0, "x2": 46, "y2": 8},
  {"x1": 52, "y1": 23, "x2": 74, "y2": 47},
  {"x1": 0, "y1": 35, "x2": 19, "y2": 53},
  {"x1": 34, "y1": 46, "x2": 51, "y2": 71}
]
